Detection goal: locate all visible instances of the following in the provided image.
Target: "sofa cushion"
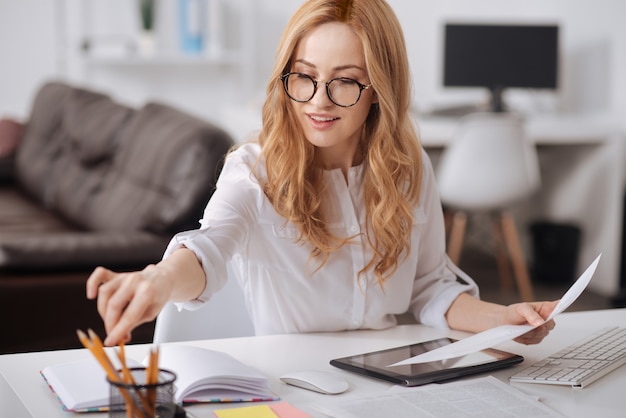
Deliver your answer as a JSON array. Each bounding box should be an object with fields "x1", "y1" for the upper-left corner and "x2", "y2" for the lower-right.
[
  {"x1": 52, "y1": 89, "x2": 133, "y2": 225},
  {"x1": 15, "y1": 82, "x2": 72, "y2": 206},
  {"x1": 0, "y1": 230, "x2": 170, "y2": 269},
  {"x1": 0, "y1": 186, "x2": 170, "y2": 269},
  {"x1": 15, "y1": 82, "x2": 136, "y2": 228},
  {"x1": 63, "y1": 87, "x2": 132, "y2": 165},
  {"x1": 83, "y1": 102, "x2": 233, "y2": 234}
]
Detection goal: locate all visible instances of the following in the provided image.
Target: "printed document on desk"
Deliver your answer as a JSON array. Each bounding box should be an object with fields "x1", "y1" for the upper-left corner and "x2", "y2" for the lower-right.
[
  {"x1": 314, "y1": 376, "x2": 562, "y2": 418},
  {"x1": 390, "y1": 254, "x2": 601, "y2": 366}
]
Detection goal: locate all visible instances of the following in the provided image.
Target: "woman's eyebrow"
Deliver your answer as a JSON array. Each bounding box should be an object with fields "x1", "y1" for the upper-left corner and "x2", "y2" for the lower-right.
[{"x1": 293, "y1": 58, "x2": 366, "y2": 73}]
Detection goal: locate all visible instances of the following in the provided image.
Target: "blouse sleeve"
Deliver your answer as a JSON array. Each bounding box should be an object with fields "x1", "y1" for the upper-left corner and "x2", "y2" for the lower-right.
[
  {"x1": 162, "y1": 144, "x2": 263, "y2": 310},
  {"x1": 409, "y1": 149, "x2": 479, "y2": 329}
]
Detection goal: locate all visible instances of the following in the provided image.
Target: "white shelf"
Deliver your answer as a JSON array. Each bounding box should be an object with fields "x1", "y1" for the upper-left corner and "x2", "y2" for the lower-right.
[
  {"x1": 81, "y1": 50, "x2": 244, "y2": 66},
  {"x1": 74, "y1": 0, "x2": 256, "y2": 74}
]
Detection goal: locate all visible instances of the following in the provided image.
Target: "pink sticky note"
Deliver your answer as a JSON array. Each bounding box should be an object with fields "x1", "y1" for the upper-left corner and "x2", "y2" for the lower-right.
[{"x1": 270, "y1": 401, "x2": 312, "y2": 418}]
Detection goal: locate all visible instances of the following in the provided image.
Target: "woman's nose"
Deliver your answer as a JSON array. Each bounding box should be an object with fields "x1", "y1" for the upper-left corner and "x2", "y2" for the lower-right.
[{"x1": 310, "y1": 83, "x2": 333, "y2": 107}]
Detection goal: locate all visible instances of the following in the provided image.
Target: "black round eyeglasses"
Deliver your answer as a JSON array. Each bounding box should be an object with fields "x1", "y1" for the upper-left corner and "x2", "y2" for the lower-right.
[{"x1": 280, "y1": 72, "x2": 372, "y2": 108}]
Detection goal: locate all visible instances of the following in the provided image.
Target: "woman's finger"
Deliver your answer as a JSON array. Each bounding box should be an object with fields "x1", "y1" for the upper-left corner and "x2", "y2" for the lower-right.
[
  {"x1": 94, "y1": 275, "x2": 126, "y2": 321},
  {"x1": 103, "y1": 279, "x2": 163, "y2": 346},
  {"x1": 518, "y1": 303, "x2": 546, "y2": 327},
  {"x1": 101, "y1": 273, "x2": 144, "y2": 335},
  {"x1": 85, "y1": 266, "x2": 114, "y2": 299}
]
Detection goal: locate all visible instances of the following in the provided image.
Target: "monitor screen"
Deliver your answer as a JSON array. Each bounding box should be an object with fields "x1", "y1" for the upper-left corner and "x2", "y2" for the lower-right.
[{"x1": 443, "y1": 23, "x2": 559, "y2": 111}]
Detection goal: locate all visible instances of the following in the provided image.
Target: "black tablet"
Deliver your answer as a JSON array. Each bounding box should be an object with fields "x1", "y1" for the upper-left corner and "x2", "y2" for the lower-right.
[{"x1": 330, "y1": 337, "x2": 523, "y2": 386}]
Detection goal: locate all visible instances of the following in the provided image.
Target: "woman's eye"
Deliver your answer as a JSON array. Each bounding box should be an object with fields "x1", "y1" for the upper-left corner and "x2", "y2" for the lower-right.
[{"x1": 336, "y1": 78, "x2": 358, "y2": 85}]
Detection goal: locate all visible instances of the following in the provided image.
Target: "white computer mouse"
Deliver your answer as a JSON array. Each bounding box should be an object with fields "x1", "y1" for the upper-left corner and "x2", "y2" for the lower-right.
[{"x1": 280, "y1": 370, "x2": 349, "y2": 395}]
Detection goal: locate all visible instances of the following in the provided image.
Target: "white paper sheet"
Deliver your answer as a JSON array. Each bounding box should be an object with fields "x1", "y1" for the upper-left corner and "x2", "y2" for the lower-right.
[{"x1": 389, "y1": 253, "x2": 601, "y2": 366}]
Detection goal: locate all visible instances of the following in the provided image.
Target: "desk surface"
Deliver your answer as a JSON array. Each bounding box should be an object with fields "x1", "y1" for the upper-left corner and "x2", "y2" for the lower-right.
[
  {"x1": 1, "y1": 309, "x2": 624, "y2": 417},
  {"x1": 417, "y1": 113, "x2": 624, "y2": 147}
]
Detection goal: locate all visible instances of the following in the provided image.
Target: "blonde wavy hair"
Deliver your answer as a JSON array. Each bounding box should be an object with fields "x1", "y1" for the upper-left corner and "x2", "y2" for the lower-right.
[{"x1": 258, "y1": 0, "x2": 423, "y2": 286}]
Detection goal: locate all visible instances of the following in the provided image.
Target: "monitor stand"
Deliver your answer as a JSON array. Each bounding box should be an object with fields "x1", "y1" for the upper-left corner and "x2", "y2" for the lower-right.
[{"x1": 488, "y1": 85, "x2": 506, "y2": 113}]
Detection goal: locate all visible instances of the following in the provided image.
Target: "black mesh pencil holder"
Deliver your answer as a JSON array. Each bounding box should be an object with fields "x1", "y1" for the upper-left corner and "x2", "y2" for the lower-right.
[{"x1": 108, "y1": 368, "x2": 178, "y2": 418}]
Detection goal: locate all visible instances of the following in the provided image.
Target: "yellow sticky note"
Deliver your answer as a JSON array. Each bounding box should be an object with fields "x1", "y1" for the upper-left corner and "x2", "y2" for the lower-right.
[{"x1": 214, "y1": 404, "x2": 278, "y2": 418}]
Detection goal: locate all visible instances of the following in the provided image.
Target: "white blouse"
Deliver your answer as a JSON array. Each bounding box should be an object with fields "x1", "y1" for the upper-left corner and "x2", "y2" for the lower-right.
[{"x1": 163, "y1": 143, "x2": 478, "y2": 335}]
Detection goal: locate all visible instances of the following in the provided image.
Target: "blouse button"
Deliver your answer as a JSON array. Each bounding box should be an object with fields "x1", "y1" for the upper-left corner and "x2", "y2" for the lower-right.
[{"x1": 350, "y1": 225, "x2": 359, "y2": 233}]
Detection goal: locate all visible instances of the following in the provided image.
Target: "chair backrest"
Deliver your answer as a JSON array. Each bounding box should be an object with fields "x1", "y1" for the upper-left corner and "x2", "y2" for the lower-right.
[
  {"x1": 435, "y1": 112, "x2": 540, "y2": 210},
  {"x1": 152, "y1": 265, "x2": 255, "y2": 343}
]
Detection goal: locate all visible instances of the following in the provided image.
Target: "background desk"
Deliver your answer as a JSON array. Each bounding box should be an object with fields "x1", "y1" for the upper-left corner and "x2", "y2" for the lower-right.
[
  {"x1": 418, "y1": 114, "x2": 626, "y2": 298},
  {"x1": 1, "y1": 309, "x2": 624, "y2": 417}
]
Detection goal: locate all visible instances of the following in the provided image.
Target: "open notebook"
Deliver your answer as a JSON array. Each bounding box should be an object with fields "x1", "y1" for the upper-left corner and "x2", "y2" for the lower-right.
[{"x1": 40, "y1": 345, "x2": 278, "y2": 412}]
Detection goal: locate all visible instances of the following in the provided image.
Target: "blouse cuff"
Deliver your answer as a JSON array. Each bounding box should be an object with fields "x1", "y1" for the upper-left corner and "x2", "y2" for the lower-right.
[
  {"x1": 420, "y1": 256, "x2": 480, "y2": 330},
  {"x1": 162, "y1": 229, "x2": 228, "y2": 311}
]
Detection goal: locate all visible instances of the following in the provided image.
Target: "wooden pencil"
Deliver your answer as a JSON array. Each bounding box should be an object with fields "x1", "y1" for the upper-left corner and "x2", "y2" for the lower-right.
[{"x1": 76, "y1": 329, "x2": 150, "y2": 418}]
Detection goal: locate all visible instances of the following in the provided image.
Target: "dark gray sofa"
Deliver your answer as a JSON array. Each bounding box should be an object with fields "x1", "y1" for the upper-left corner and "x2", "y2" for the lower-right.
[{"x1": 0, "y1": 81, "x2": 234, "y2": 353}]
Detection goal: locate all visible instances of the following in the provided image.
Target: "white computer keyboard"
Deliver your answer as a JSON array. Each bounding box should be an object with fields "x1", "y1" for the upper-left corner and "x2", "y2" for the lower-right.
[{"x1": 510, "y1": 326, "x2": 626, "y2": 388}]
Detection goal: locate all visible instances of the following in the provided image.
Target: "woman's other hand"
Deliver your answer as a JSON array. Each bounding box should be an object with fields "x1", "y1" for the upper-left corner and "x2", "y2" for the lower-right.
[{"x1": 503, "y1": 300, "x2": 559, "y2": 345}]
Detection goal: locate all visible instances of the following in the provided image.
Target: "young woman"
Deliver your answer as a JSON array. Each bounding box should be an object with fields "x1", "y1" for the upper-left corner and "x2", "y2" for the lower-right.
[{"x1": 87, "y1": 0, "x2": 556, "y2": 347}]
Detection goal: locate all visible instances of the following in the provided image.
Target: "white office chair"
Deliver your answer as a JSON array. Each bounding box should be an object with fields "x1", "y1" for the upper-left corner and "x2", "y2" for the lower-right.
[
  {"x1": 152, "y1": 265, "x2": 255, "y2": 343},
  {"x1": 435, "y1": 112, "x2": 540, "y2": 302}
]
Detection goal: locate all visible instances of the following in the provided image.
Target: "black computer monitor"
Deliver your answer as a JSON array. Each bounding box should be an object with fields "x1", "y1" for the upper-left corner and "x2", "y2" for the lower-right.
[{"x1": 443, "y1": 23, "x2": 559, "y2": 112}]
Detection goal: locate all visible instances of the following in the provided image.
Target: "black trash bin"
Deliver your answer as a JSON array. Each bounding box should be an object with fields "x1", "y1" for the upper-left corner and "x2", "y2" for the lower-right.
[{"x1": 530, "y1": 222, "x2": 581, "y2": 285}]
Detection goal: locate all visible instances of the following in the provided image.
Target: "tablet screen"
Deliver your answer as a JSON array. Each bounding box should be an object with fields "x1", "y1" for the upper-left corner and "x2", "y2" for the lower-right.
[{"x1": 330, "y1": 338, "x2": 523, "y2": 386}]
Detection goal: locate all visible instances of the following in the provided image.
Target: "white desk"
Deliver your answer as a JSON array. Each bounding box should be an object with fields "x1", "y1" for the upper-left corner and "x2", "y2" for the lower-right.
[
  {"x1": 418, "y1": 114, "x2": 626, "y2": 298},
  {"x1": 1, "y1": 309, "x2": 624, "y2": 417}
]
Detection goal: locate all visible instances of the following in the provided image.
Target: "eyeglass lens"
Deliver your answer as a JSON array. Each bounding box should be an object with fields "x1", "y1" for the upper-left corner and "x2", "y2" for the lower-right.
[{"x1": 283, "y1": 73, "x2": 365, "y2": 107}]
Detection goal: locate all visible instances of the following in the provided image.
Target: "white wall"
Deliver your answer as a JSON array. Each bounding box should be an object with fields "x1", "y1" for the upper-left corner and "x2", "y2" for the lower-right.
[
  {"x1": 0, "y1": 0, "x2": 58, "y2": 120},
  {"x1": 1, "y1": 0, "x2": 625, "y2": 132}
]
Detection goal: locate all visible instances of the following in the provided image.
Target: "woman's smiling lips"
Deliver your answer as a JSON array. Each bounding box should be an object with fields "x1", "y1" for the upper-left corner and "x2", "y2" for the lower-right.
[{"x1": 307, "y1": 113, "x2": 339, "y2": 129}]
